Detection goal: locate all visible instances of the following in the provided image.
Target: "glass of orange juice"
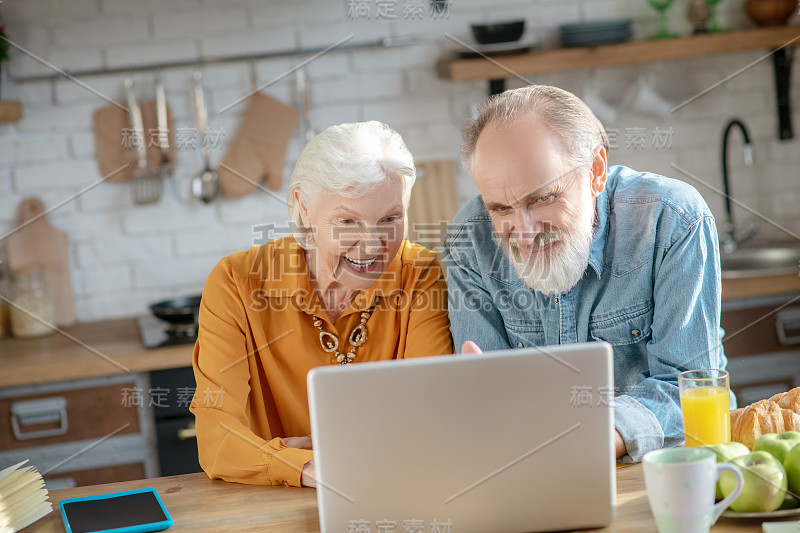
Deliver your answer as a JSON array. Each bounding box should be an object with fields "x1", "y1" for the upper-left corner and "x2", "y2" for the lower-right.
[{"x1": 679, "y1": 369, "x2": 731, "y2": 447}]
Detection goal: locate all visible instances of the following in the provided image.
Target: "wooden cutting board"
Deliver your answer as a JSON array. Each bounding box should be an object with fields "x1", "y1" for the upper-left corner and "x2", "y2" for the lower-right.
[
  {"x1": 93, "y1": 102, "x2": 176, "y2": 182},
  {"x1": 4, "y1": 198, "x2": 76, "y2": 327},
  {"x1": 406, "y1": 159, "x2": 459, "y2": 252},
  {"x1": 217, "y1": 92, "x2": 299, "y2": 197}
]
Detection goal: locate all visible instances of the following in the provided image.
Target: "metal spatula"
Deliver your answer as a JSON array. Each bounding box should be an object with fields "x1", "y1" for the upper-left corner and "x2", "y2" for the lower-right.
[{"x1": 124, "y1": 78, "x2": 162, "y2": 205}]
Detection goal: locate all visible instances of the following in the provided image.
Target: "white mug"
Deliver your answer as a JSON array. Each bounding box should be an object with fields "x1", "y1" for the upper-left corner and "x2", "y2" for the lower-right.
[{"x1": 643, "y1": 447, "x2": 744, "y2": 533}]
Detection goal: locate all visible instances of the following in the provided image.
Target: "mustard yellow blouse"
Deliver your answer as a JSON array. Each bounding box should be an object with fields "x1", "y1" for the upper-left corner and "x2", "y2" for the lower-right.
[{"x1": 191, "y1": 236, "x2": 453, "y2": 487}]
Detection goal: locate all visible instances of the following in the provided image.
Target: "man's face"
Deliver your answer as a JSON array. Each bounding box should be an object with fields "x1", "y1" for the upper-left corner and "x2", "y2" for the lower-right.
[{"x1": 472, "y1": 114, "x2": 602, "y2": 295}]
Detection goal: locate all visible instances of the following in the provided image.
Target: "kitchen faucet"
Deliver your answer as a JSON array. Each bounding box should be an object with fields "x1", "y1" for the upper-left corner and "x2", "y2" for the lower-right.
[{"x1": 720, "y1": 118, "x2": 756, "y2": 254}]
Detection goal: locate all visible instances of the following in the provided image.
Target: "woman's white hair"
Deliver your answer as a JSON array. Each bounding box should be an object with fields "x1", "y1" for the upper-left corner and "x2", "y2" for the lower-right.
[{"x1": 287, "y1": 121, "x2": 416, "y2": 248}]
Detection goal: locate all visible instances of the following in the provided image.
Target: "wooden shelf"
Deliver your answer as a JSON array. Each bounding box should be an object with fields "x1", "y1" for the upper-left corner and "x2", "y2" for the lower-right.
[
  {"x1": 0, "y1": 100, "x2": 22, "y2": 123},
  {"x1": 438, "y1": 26, "x2": 800, "y2": 81}
]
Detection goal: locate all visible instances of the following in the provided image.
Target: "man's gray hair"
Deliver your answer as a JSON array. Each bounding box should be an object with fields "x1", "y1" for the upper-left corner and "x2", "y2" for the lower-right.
[
  {"x1": 287, "y1": 121, "x2": 416, "y2": 248},
  {"x1": 461, "y1": 85, "x2": 609, "y2": 174}
]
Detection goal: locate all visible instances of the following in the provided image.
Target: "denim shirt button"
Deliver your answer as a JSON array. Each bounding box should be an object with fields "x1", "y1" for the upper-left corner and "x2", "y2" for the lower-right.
[
  {"x1": 554, "y1": 297, "x2": 560, "y2": 304},
  {"x1": 631, "y1": 329, "x2": 640, "y2": 337},
  {"x1": 516, "y1": 342, "x2": 524, "y2": 348}
]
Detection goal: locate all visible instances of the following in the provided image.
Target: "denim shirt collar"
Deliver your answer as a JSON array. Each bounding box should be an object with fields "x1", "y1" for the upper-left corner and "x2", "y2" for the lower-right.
[{"x1": 587, "y1": 184, "x2": 610, "y2": 279}]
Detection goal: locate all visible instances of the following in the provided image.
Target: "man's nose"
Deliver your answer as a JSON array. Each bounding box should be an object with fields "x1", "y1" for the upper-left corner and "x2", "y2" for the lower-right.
[{"x1": 511, "y1": 210, "x2": 544, "y2": 246}]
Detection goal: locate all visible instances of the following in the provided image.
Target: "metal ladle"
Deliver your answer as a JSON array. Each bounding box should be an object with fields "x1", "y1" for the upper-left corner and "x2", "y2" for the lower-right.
[{"x1": 191, "y1": 71, "x2": 219, "y2": 203}]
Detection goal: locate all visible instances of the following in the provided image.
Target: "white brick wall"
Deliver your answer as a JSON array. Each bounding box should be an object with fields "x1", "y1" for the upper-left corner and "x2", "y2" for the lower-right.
[
  {"x1": 51, "y1": 17, "x2": 150, "y2": 47},
  {"x1": 13, "y1": 159, "x2": 98, "y2": 191},
  {"x1": 0, "y1": 0, "x2": 798, "y2": 322}
]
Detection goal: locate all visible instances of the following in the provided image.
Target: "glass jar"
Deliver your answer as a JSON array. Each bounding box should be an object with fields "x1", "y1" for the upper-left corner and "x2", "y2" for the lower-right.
[{"x1": 10, "y1": 268, "x2": 56, "y2": 339}]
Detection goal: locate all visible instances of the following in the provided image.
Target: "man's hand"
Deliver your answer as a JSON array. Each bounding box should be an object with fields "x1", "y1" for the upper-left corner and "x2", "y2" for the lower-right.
[
  {"x1": 461, "y1": 341, "x2": 483, "y2": 354},
  {"x1": 301, "y1": 459, "x2": 316, "y2": 488},
  {"x1": 283, "y1": 436, "x2": 312, "y2": 450},
  {"x1": 614, "y1": 430, "x2": 627, "y2": 459}
]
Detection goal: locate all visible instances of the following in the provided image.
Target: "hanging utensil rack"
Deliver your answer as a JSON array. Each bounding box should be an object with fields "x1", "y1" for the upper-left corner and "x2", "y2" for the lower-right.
[{"x1": 7, "y1": 35, "x2": 420, "y2": 83}]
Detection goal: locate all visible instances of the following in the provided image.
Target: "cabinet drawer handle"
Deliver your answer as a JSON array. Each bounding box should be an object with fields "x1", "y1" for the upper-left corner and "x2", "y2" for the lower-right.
[
  {"x1": 177, "y1": 427, "x2": 196, "y2": 441},
  {"x1": 11, "y1": 397, "x2": 68, "y2": 441},
  {"x1": 776, "y1": 308, "x2": 800, "y2": 345}
]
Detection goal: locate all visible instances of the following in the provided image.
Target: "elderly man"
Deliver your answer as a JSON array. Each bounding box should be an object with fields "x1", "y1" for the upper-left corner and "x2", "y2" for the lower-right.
[{"x1": 442, "y1": 85, "x2": 727, "y2": 462}]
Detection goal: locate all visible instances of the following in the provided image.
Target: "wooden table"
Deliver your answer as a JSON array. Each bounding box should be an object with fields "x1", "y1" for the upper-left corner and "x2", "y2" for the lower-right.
[{"x1": 23, "y1": 464, "x2": 791, "y2": 532}]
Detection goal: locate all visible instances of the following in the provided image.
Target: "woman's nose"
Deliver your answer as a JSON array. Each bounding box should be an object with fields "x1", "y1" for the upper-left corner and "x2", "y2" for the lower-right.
[{"x1": 359, "y1": 232, "x2": 384, "y2": 255}]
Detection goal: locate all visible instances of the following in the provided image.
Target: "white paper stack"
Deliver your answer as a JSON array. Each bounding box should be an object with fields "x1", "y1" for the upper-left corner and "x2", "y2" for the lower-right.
[{"x1": 0, "y1": 460, "x2": 52, "y2": 533}]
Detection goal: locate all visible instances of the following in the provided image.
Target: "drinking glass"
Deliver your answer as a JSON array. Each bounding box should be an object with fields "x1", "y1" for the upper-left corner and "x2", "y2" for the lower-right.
[
  {"x1": 707, "y1": 0, "x2": 726, "y2": 33},
  {"x1": 679, "y1": 369, "x2": 731, "y2": 447},
  {"x1": 648, "y1": 0, "x2": 677, "y2": 39}
]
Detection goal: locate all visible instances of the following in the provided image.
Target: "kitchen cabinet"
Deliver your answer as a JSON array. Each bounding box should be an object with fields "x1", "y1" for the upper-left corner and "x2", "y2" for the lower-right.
[
  {"x1": 723, "y1": 291, "x2": 800, "y2": 406},
  {"x1": 0, "y1": 373, "x2": 159, "y2": 490},
  {"x1": 0, "y1": 318, "x2": 195, "y2": 487},
  {"x1": 148, "y1": 367, "x2": 202, "y2": 477}
]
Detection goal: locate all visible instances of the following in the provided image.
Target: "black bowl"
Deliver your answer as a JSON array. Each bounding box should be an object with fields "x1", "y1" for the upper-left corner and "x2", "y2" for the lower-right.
[{"x1": 470, "y1": 20, "x2": 525, "y2": 45}]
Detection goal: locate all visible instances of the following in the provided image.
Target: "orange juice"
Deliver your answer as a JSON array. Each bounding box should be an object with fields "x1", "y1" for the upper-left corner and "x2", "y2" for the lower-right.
[{"x1": 680, "y1": 386, "x2": 730, "y2": 447}]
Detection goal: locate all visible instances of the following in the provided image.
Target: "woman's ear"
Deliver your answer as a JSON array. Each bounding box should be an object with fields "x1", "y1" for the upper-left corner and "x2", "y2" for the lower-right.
[{"x1": 294, "y1": 189, "x2": 310, "y2": 228}]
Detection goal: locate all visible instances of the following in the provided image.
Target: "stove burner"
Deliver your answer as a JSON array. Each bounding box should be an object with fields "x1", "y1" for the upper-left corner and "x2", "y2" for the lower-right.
[
  {"x1": 166, "y1": 323, "x2": 197, "y2": 337},
  {"x1": 138, "y1": 314, "x2": 198, "y2": 349}
]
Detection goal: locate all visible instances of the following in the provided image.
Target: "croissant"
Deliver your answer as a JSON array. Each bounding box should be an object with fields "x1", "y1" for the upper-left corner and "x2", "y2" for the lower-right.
[
  {"x1": 730, "y1": 395, "x2": 800, "y2": 450},
  {"x1": 769, "y1": 388, "x2": 800, "y2": 414}
]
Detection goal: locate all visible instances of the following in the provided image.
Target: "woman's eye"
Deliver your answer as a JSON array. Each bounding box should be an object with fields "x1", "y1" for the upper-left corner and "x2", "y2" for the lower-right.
[
  {"x1": 340, "y1": 219, "x2": 355, "y2": 225},
  {"x1": 383, "y1": 216, "x2": 402, "y2": 223}
]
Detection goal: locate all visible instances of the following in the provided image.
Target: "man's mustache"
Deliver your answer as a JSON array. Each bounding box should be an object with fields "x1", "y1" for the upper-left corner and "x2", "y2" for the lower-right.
[{"x1": 506, "y1": 230, "x2": 563, "y2": 252}]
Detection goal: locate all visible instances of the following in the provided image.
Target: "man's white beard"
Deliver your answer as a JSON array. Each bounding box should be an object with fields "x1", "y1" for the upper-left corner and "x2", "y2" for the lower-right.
[{"x1": 500, "y1": 188, "x2": 595, "y2": 296}]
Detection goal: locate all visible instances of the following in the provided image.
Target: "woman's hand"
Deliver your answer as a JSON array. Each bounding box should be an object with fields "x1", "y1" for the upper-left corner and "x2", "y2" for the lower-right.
[
  {"x1": 301, "y1": 459, "x2": 316, "y2": 487},
  {"x1": 282, "y1": 436, "x2": 313, "y2": 449},
  {"x1": 283, "y1": 436, "x2": 315, "y2": 487}
]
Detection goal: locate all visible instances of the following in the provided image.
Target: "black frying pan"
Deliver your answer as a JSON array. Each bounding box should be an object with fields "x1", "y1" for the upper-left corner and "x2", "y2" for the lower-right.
[{"x1": 149, "y1": 295, "x2": 202, "y2": 326}]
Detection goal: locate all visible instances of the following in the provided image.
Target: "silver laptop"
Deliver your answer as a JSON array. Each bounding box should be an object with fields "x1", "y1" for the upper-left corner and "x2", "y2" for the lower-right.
[{"x1": 307, "y1": 342, "x2": 616, "y2": 533}]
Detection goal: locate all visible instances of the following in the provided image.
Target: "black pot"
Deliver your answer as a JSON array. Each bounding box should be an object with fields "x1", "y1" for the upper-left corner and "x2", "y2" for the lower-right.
[
  {"x1": 470, "y1": 20, "x2": 526, "y2": 45},
  {"x1": 150, "y1": 295, "x2": 202, "y2": 326}
]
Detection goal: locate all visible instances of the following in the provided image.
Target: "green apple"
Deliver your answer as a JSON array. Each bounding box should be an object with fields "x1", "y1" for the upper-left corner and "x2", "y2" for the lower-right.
[
  {"x1": 754, "y1": 431, "x2": 800, "y2": 463},
  {"x1": 702, "y1": 442, "x2": 750, "y2": 499},
  {"x1": 719, "y1": 451, "x2": 788, "y2": 512},
  {"x1": 783, "y1": 443, "x2": 800, "y2": 499}
]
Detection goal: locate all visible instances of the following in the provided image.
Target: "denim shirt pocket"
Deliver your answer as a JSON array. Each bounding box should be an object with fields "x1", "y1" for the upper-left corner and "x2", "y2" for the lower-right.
[
  {"x1": 504, "y1": 318, "x2": 546, "y2": 348},
  {"x1": 589, "y1": 301, "x2": 654, "y2": 346}
]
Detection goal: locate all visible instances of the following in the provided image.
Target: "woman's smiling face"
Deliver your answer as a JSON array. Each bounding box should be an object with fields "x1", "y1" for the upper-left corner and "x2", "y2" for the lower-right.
[{"x1": 297, "y1": 177, "x2": 406, "y2": 291}]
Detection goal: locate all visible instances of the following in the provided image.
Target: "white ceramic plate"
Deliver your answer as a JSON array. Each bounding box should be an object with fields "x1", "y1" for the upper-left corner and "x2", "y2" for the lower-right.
[{"x1": 721, "y1": 497, "x2": 800, "y2": 519}]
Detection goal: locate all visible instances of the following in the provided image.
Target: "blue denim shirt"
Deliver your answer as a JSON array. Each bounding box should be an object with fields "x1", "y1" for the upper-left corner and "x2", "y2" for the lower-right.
[{"x1": 442, "y1": 165, "x2": 729, "y2": 462}]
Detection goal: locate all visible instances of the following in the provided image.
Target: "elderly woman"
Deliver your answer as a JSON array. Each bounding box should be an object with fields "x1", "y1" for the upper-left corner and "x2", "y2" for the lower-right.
[{"x1": 191, "y1": 121, "x2": 454, "y2": 488}]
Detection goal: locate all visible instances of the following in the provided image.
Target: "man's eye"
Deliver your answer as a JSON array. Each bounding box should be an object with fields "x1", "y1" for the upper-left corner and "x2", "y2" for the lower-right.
[
  {"x1": 494, "y1": 206, "x2": 511, "y2": 214},
  {"x1": 340, "y1": 219, "x2": 355, "y2": 224}
]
